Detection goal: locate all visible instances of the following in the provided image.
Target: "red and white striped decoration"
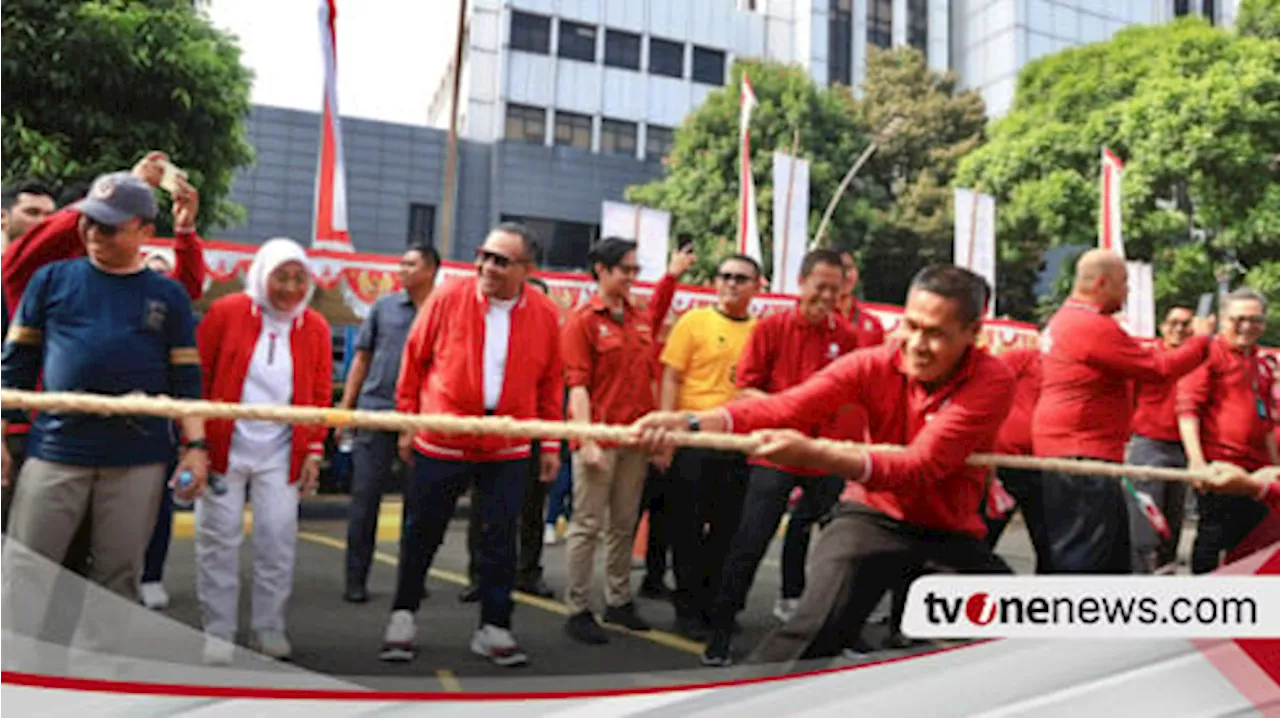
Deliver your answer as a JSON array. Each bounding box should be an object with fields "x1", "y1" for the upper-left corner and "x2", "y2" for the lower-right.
[
  {"x1": 1099, "y1": 147, "x2": 1124, "y2": 258},
  {"x1": 737, "y1": 73, "x2": 762, "y2": 264},
  {"x1": 313, "y1": 0, "x2": 353, "y2": 252}
]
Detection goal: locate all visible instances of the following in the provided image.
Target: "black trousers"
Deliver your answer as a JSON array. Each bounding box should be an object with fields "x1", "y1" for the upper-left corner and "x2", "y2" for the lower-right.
[
  {"x1": 983, "y1": 467, "x2": 1053, "y2": 573},
  {"x1": 1191, "y1": 492, "x2": 1269, "y2": 574},
  {"x1": 708, "y1": 467, "x2": 841, "y2": 628},
  {"x1": 468, "y1": 447, "x2": 548, "y2": 587},
  {"x1": 667, "y1": 448, "x2": 749, "y2": 621},
  {"x1": 345, "y1": 430, "x2": 403, "y2": 590},
  {"x1": 639, "y1": 464, "x2": 671, "y2": 587},
  {"x1": 748, "y1": 503, "x2": 1011, "y2": 664},
  {"x1": 1038, "y1": 464, "x2": 1131, "y2": 574}
]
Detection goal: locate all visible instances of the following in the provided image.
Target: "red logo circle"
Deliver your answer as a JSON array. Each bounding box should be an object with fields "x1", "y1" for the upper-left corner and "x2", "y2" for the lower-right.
[{"x1": 965, "y1": 592, "x2": 996, "y2": 625}]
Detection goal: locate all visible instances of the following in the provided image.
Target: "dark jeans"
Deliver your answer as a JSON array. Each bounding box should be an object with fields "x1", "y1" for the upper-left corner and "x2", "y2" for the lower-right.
[
  {"x1": 1125, "y1": 435, "x2": 1189, "y2": 572},
  {"x1": 141, "y1": 454, "x2": 178, "y2": 583},
  {"x1": 708, "y1": 467, "x2": 841, "y2": 628},
  {"x1": 1191, "y1": 492, "x2": 1269, "y2": 575},
  {"x1": 345, "y1": 429, "x2": 402, "y2": 590},
  {"x1": 393, "y1": 454, "x2": 527, "y2": 628},
  {"x1": 748, "y1": 503, "x2": 1012, "y2": 664},
  {"x1": 545, "y1": 444, "x2": 573, "y2": 526},
  {"x1": 668, "y1": 448, "x2": 749, "y2": 620},
  {"x1": 467, "y1": 447, "x2": 549, "y2": 587},
  {"x1": 1039, "y1": 464, "x2": 1131, "y2": 574},
  {"x1": 640, "y1": 464, "x2": 671, "y2": 586},
  {"x1": 983, "y1": 467, "x2": 1053, "y2": 573}
]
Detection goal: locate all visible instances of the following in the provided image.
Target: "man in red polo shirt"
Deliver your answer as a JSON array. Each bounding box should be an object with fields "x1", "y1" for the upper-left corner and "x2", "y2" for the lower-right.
[
  {"x1": 699, "y1": 249, "x2": 859, "y2": 666},
  {"x1": 1179, "y1": 288, "x2": 1278, "y2": 574},
  {"x1": 1033, "y1": 250, "x2": 1211, "y2": 574},
  {"x1": 635, "y1": 264, "x2": 1014, "y2": 663},
  {"x1": 838, "y1": 250, "x2": 885, "y2": 347},
  {"x1": 1126, "y1": 304, "x2": 1196, "y2": 573}
]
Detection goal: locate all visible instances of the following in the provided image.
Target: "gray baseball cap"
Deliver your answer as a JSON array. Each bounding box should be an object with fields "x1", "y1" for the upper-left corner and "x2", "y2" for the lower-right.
[{"x1": 73, "y1": 171, "x2": 158, "y2": 227}]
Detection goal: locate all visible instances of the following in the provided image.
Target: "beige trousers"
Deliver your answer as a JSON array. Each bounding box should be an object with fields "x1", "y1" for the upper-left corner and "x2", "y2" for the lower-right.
[{"x1": 565, "y1": 447, "x2": 649, "y2": 613}]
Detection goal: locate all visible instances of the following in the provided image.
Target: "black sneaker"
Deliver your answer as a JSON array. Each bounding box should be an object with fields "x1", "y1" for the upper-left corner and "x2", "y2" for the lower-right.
[
  {"x1": 343, "y1": 585, "x2": 369, "y2": 604},
  {"x1": 565, "y1": 611, "x2": 609, "y2": 645},
  {"x1": 515, "y1": 577, "x2": 554, "y2": 598},
  {"x1": 673, "y1": 615, "x2": 710, "y2": 641},
  {"x1": 603, "y1": 602, "x2": 651, "y2": 632},
  {"x1": 638, "y1": 580, "x2": 672, "y2": 600},
  {"x1": 700, "y1": 629, "x2": 733, "y2": 667},
  {"x1": 458, "y1": 584, "x2": 480, "y2": 603}
]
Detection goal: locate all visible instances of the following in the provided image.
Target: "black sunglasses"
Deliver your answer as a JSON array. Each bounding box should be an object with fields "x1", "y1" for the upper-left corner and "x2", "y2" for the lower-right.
[
  {"x1": 717, "y1": 272, "x2": 755, "y2": 285},
  {"x1": 476, "y1": 248, "x2": 520, "y2": 269}
]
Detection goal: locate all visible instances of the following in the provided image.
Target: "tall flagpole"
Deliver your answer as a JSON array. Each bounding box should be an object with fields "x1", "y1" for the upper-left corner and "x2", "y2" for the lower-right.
[{"x1": 439, "y1": 0, "x2": 468, "y2": 259}]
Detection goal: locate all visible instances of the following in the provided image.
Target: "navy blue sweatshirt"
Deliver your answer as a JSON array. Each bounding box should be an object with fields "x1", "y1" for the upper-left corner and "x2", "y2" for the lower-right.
[{"x1": 1, "y1": 258, "x2": 202, "y2": 466}]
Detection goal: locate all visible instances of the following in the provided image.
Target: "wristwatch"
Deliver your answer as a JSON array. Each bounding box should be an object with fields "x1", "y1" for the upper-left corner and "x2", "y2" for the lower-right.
[
  {"x1": 182, "y1": 438, "x2": 209, "y2": 451},
  {"x1": 685, "y1": 413, "x2": 701, "y2": 432}
]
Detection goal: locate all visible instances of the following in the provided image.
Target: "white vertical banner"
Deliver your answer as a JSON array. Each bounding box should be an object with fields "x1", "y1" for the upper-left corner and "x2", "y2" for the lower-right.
[
  {"x1": 953, "y1": 187, "x2": 997, "y2": 314},
  {"x1": 737, "y1": 73, "x2": 762, "y2": 264},
  {"x1": 1100, "y1": 147, "x2": 1125, "y2": 258},
  {"x1": 601, "y1": 200, "x2": 671, "y2": 282},
  {"x1": 771, "y1": 152, "x2": 810, "y2": 296},
  {"x1": 1124, "y1": 261, "x2": 1156, "y2": 338}
]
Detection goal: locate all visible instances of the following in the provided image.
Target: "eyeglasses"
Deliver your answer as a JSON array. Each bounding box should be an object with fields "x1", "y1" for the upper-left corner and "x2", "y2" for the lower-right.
[
  {"x1": 716, "y1": 272, "x2": 756, "y2": 285},
  {"x1": 1228, "y1": 315, "x2": 1266, "y2": 326},
  {"x1": 616, "y1": 264, "x2": 641, "y2": 276},
  {"x1": 476, "y1": 248, "x2": 518, "y2": 269}
]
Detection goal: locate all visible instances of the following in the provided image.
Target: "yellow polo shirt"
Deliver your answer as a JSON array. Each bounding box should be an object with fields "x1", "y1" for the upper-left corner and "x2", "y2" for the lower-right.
[{"x1": 660, "y1": 306, "x2": 757, "y2": 411}]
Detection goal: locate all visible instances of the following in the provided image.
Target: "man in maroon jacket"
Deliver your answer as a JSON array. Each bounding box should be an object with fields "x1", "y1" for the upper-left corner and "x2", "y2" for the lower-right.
[
  {"x1": 1033, "y1": 250, "x2": 1212, "y2": 574},
  {"x1": 635, "y1": 265, "x2": 1015, "y2": 664}
]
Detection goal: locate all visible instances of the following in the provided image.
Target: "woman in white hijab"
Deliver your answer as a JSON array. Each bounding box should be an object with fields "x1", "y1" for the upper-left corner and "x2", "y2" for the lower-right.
[{"x1": 194, "y1": 238, "x2": 333, "y2": 664}]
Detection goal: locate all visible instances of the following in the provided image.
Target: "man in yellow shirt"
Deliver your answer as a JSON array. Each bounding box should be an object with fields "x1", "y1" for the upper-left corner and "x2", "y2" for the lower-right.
[{"x1": 656, "y1": 254, "x2": 760, "y2": 638}]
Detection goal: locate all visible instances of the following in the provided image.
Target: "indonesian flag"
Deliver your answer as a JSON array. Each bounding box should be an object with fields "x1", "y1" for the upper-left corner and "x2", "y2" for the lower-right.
[
  {"x1": 313, "y1": 0, "x2": 352, "y2": 252},
  {"x1": 1099, "y1": 147, "x2": 1124, "y2": 258},
  {"x1": 737, "y1": 73, "x2": 762, "y2": 264}
]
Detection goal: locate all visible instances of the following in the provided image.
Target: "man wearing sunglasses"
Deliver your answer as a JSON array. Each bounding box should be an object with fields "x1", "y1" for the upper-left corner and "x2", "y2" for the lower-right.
[
  {"x1": 654, "y1": 254, "x2": 761, "y2": 638},
  {"x1": 1179, "y1": 288, "x2": 1278, "y2": 574}
]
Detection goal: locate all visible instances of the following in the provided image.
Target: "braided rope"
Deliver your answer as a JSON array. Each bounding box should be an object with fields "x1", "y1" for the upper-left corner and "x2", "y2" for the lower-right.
[{"x1": 0, "y1": 389, "x2": 1212, "y2": 484}]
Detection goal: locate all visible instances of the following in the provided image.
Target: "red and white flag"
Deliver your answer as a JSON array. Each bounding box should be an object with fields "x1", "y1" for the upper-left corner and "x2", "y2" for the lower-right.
[
  {"x1": 313, "y1": 0, "x2": 352, "y2": 252},
  {"x1": 737, "y1": 73, "x2": 762, "y2": 264},
  {"x1": 1099, "y1": 147, "x2": 1124, "y2": 258}
]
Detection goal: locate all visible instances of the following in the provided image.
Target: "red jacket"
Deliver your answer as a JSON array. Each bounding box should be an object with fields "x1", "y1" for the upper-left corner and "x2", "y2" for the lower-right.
[
  {"x1": 1033, "y1": 299, "x2": 1209, "y2": 462},
  {"x1": 197, "y1": 294, "x2": 332, "y2": 482},
  {"x1": 734, "y1": 308, "x2": 862, "y2": 475},
  {"x1": 396, "y1": 276, "x2": 564, "y2": 462},
  {"x1": 1131, "y1": 342, "x2": 1184, "y2": 443},
  {"x1": 724, "y1": 340, "x2": 1015, "y2": 537},
  {"x1": 994, "y1": 348, "x2": 1041, "y2": 456},
  {"x1": 1177, "y1": 337, "x2": 1276, "y2": 472}
]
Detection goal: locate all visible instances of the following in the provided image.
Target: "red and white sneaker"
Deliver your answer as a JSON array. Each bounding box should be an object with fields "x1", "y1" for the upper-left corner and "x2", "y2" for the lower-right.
[
  {"x1": 379, "y1": 610, "x2": 416, "y2": 662},
  {"x1": 470, "y1": 624, "x2": 528, "y2": 667}
]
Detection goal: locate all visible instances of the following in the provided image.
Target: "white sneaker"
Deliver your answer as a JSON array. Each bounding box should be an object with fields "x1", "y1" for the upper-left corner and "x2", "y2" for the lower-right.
[
  {"x1": 543, "y1": 524, "x2": 559, "y2": 545},
  {"x1": 202, "y1": 634, "x2": 235, "y2": 666},
  {"x1": 139, "y1": 582, "x2": 170, "y2": 610},
  {"x1": 380, "y1": 610, "x2": 416, "y2": 662},
  {"x1": 470, "y1": 624, "x2": 528, "y2": 667},
  {"x1": 250, "y1": 629, "x2": 292, "y2": 660},
  {"x1": 773, "y1": 598, "x2": 800, "y2": 623}
]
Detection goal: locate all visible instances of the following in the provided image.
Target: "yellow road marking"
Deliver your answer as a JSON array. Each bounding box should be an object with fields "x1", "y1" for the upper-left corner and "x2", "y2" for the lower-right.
[
  {"x1": 436, "y1": 669, "x2": 461, "y2": 692},
  {"x1": 295, "y1": 530, "x2": 705, "y2": 656}
]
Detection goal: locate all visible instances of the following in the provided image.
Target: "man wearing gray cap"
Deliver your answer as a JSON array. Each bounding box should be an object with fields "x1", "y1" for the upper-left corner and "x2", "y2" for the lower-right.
[{"x1": 0, "y1": 169, "x2": 209, "y2": 659}]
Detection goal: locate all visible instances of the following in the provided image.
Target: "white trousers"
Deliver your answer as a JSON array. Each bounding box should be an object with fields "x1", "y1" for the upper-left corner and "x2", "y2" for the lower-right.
[{"x1": 195, "y1": 445, "x2": 298, "y2": 638}]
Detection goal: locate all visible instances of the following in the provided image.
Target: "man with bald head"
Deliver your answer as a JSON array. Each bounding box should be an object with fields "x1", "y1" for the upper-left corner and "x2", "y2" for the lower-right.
[{"x1": 1033, "y1": 249, "x2": 1212, "y2": 573}]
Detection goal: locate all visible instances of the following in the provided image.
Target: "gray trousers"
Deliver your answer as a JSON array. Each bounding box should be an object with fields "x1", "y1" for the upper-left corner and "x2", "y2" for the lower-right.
[{"x1": 1125, "y1": 435, "x2": 1189, "y2": 573}]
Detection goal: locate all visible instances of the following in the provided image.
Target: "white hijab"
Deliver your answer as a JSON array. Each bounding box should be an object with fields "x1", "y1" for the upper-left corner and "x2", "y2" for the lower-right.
[{"x1": 244, "y1": 237, "x2": 315, "y2": 323}]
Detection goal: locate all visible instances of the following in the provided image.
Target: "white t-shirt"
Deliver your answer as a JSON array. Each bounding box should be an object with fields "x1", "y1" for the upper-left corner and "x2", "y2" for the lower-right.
[
  {"x1": 483, "y1": 297, "x2": 516, "y2": 410},
  {"x1": 229, "y1": 314, "x2": 294, "y2": 469}
]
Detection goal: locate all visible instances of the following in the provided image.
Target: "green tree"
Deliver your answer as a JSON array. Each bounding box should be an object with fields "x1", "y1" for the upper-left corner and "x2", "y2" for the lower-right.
[
  {"x1": 1238, "y1": 0, "x2": 1280, "y2": 40},
  {"x1": 956, "y1": 17, "x2": 1280, "y2": 340},
  {"x1": 2, "y1": 0, "x2": 254, "y2": 232}
]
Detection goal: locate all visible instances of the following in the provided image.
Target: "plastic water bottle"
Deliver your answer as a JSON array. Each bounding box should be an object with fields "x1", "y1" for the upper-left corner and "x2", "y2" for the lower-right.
[{"x1": 172, "y1": 470, "x2": 197, "y2": 509}]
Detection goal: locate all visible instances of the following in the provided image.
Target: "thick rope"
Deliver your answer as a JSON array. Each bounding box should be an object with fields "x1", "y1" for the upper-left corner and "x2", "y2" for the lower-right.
[{"x1": 0, "y1": 389, "x2": 1212, "y2": 485}]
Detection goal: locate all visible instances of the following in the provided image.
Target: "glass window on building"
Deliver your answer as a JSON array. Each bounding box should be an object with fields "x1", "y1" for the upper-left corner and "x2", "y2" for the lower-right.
[
  {"x1": 1202, "y1": 0, "x2": 1215, "y2": 24},
  {"x1": 868, "y1": 0, "x2": 892, "y2": 49},
  {"x1": 554, "y1": 111, "x2": 592, "y2": 150},
  {"x1": 649, "y1": 37, "x2": 684, "y2": 78},
  {"x1": 604, "y1": 29, "x2": 641, "y2": 70},
  {"x1": 600, "y1": 118, "x2": 638, "y2": 156},
  {"x1": 558, "y1": 20, "x2": 597, "y2": 62},
  {"x1": 1173, "y1": 0, "x2": 1190, "y2": 16},
  {"x1": 908, "y1": 0, "x2": 928, "y2": 51},
  {"x1": 510, "y1": 11, "x2": 551, "y2": 54},
  {"x1": 505, "y1": 103, "x2": 546, "y2": 144},
  {"x1": 829, "y1": 0, "x2": 852, "y2": 86},
  {"x1": 646, "y1": 124, "x2": 674, "y2": 160},
  {"x1": 407, "y1": 203, "x2": 435, "y2": 246},
  {"x1": 501, "y1": 214, "x2": 599, "y2": 270},
  {"x1": 692, "y1": 47, "x2": 726, "y2": 85}
]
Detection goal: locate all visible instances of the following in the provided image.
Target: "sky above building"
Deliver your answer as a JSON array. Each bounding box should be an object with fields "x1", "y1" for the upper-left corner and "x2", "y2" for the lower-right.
[{"x1": 205, "y1": 0, "x2": 458, "y2": 127}]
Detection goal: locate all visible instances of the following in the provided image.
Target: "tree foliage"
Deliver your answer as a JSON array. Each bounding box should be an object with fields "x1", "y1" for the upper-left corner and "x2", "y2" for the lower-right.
[
  {"x1": 1238, "y1": 0, "x2": 1280, "y2": 40},
  {"x1": 956, "y1": 17, "x2": 1280, "y2": 340},
  {"x1": 2, "y1": 0, "x2": 254, "y2": 232}
]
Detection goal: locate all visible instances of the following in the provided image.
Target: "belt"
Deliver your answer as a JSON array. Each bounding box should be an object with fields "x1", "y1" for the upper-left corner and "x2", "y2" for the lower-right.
[{"x1": 484, "y1": 409, "x2": 496, "y2": 416}]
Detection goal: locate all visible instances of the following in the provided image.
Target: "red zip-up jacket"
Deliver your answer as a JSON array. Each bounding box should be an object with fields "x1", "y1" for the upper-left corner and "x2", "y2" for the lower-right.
[
  {"x1": 734, "y1": 308, "x2": 861, "y2": 476},
  {"x1": 396, "y1": 276, "x2": 564, "y2": 462},
  {"x1": 1033, "y1": 299, "x2": 1210, "y2": 462},
  {"x1": 1177, "y1": 336, "x2": 1276, "y2": 472},
  {"x1": 722, "y1": 340, "x2": 1014, "y2": 537},
  {"x1": 1131, "y1": 342, "x2": 1185, "y2": 443},
  {"x1": 197, "y1": 294, "x2": 332, "y2": 482},
  {"x1": 994, "y1": 348, "x2": 1041, "y2": 456}
]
